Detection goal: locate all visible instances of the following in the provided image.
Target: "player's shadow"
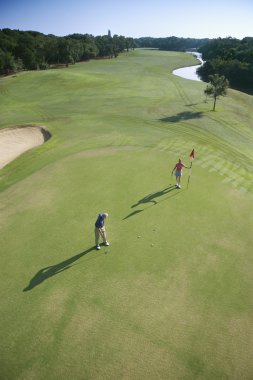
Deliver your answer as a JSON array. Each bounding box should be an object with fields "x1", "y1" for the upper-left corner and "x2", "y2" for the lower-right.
[
  {"x1": 23, "y1": 246, "x2": 96, "y2": 292},
  {"x1": 123, "y1": 185, "x2": 178, "y2": 220}
]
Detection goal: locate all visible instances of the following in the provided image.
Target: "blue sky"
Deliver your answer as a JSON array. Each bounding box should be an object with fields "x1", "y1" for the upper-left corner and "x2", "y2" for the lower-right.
[{"x1": 1, "y1": 0, "x2": 252, "y2": 39}]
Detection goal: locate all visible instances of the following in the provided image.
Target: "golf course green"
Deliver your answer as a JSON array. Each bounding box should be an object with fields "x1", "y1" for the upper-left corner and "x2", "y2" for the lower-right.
[{"x1": 0, "y1": 48, "x2": 253, "y2": 379}]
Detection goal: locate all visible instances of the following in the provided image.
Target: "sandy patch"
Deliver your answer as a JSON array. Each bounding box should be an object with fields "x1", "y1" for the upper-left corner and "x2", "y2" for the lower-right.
[{"x1": 0, "y1": 125, "x2": 51, "y2": 169}]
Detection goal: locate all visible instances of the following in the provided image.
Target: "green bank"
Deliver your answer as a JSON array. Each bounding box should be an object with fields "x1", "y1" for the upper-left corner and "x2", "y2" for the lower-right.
[{"x1": 0, "y1": 49, "x2": 253, "y2": 379}]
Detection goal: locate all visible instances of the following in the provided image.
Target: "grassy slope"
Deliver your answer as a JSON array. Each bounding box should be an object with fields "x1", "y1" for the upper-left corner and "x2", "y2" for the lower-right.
[{"x1": 0, "y1": 49, "x2": 253, "y2": 380}]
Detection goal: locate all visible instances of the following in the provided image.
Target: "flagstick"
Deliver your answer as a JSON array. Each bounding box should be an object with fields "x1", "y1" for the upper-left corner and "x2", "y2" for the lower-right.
[
  {"x1": 187, "y1": 162, "x2": 192, "y2": 189},
  {"x1": 187, "y1": 149, "x2": 195, "y2": 189}
]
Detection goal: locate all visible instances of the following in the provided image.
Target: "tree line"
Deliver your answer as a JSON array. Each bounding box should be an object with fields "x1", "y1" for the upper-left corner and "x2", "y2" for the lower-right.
[
  {"x1": 0, "y1": 28, "x2": 135, "y2": 75},
  {"x1": 197, "y1": 37, "x2": 253, "y2": 93},
  {"x1": 134, "y1": 36, "x2": 209, "y2": 51}
]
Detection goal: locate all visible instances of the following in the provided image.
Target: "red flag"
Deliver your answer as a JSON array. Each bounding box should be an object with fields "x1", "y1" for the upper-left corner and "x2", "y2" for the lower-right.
[{"x1": 189, "y1": 149, "x2": 195, "y2": 159}]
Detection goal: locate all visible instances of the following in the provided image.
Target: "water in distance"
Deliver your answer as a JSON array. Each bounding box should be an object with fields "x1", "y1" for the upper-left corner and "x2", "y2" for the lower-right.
[{"x1": 173, "y1": 52, "x2": 204, "y2": 82}]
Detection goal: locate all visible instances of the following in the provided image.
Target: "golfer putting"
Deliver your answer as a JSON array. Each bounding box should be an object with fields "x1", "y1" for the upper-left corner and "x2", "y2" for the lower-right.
[
  {"x1": 171, "y1": 158, "x2": 190, "y2": 188},
  {"x1": 94, "y1": 213, "x2": 109, "y2": 250}
]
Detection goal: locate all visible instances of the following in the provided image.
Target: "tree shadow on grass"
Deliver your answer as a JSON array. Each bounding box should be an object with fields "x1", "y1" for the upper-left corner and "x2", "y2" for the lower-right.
[
  {"x1": 159, "y1": 111, "x2": 203, "y2": 123},
  {"x1": 123, "y1": 185, "x2": 180, "y2": 220},
  {"x1": 23, "y1": 246, "x2": 98, "y2": 292},
  {"x1": 185, "y1": 102, "x2": 202, "y2": 107}
]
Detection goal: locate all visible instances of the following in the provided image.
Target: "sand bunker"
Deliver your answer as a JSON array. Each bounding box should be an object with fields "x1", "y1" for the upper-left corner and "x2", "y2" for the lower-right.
[{"x1": 0, "y1": 125, "x2": 51, "y2": 169}]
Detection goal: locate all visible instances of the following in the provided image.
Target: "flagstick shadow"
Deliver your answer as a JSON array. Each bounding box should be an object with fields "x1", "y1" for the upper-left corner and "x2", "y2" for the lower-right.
[
  {"x1": 123, "y1": 185, "x2": 181, "y2": 220},
  {"x1": 23, "y1": 246, "x2": 98, "y2": 292},
  {"x1": 156, "y1": 189, "x2": 183, "y2": 204},
  {"x1": 132, "y1": 185, "x2": 176, "y2": 207}
]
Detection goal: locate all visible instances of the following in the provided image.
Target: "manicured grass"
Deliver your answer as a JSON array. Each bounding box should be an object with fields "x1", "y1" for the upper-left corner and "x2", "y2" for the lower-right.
[{"x1": 0, "y1": 49, "x2": 253, "y2": 380}]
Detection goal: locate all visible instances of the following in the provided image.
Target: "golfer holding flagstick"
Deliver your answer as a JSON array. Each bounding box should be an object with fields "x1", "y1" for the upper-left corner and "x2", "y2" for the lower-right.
[
  {"x1": 172, "y1": 158, "x2": 191, "y2": 189},
  {"x1": 94, "y1": 213, "x2": 109, "y2": 250}
]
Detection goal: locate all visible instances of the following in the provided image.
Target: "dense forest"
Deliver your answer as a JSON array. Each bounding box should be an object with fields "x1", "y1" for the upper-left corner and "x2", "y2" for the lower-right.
[
  {"x1": 197, "y1": 37, "x2": 253, "y2": 93},
  {"x1": 0, "y1": 28, "x2": 135, "y2": 74},
  {"x1": 134, "y1": 36, "x2": 209, "y2": 51}
]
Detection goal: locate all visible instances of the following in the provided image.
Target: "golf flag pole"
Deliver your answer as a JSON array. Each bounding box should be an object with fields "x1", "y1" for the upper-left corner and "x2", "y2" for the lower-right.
[{"x1": 187, "y1": 149, "x2": 195, "y2": 189}]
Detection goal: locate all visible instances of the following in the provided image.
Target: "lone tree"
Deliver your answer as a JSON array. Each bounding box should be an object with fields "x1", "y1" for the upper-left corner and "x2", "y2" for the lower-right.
[{"x1": 204, "y1": 74, "x2": 229, "y2": 111}]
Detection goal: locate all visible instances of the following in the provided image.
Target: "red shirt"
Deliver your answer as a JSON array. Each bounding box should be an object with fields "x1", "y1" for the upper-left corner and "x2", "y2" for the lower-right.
[{"x1": 176, "y1": 162, "x2": 185, "y2": 171}]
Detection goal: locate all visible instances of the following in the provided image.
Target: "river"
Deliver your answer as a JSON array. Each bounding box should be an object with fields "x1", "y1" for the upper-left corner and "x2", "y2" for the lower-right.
[{"x1": 172, "y1": 52, "x2": 204, "y2": 82}]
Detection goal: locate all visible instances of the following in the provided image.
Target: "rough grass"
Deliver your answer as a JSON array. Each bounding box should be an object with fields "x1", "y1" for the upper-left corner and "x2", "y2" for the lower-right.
[{"x1": 0, "y1": 49, "x2": 253, "y2": 380}]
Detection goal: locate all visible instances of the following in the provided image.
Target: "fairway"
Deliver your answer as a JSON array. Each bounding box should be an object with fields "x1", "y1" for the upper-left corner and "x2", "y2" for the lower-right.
[{"x1": 1, "y1": 49, "x2": 253, "y2": 380}]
